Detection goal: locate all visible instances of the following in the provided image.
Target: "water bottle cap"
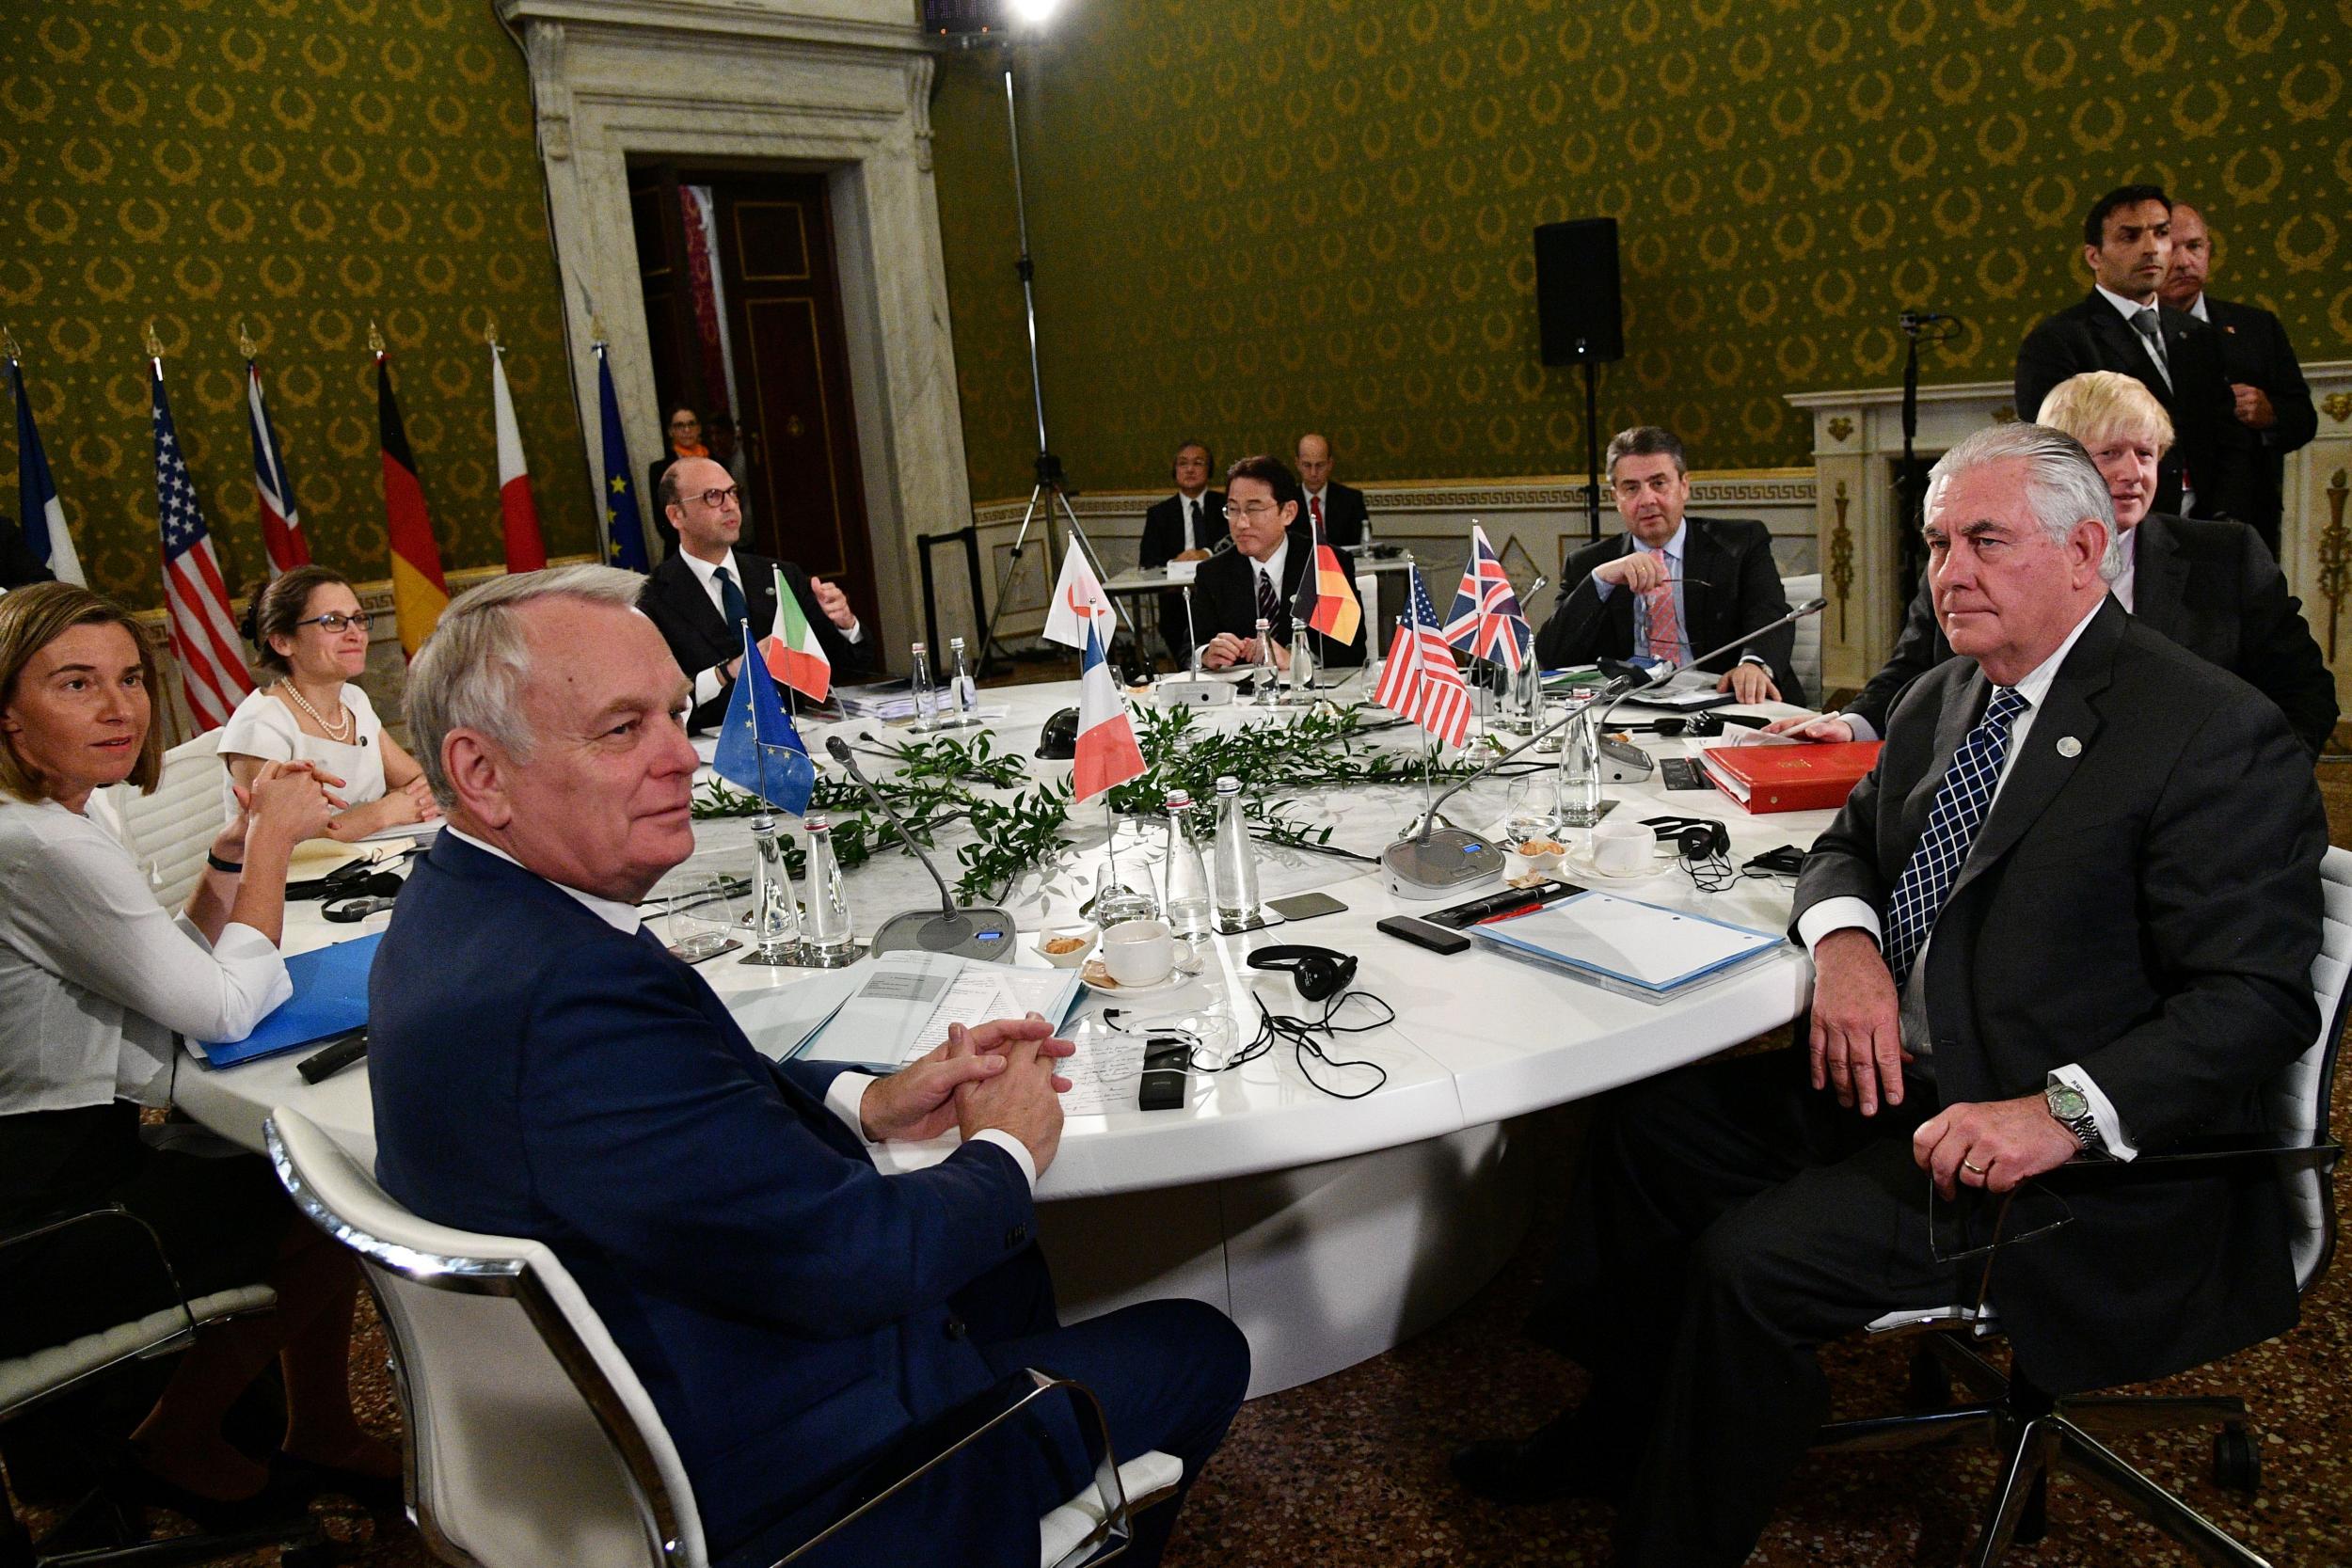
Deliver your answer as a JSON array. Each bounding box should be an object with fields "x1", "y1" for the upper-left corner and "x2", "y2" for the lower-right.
[
  {"x1": 1164, "y1": 790, "x2": 1192, "y2": 810},
  {"x1": 911, "y1": 641, "x2": 928, "y2": 655},
  {"x1": 805, "y1": 813, "x2": 832, "y2": 832},
  {"x1": 1214, "y1": 775, "x2": 1241, "y2": 796}
]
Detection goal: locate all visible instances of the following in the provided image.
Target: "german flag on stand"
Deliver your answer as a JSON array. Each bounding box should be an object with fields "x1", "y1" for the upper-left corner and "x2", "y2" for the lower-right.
[
  {"x1": 1298, "y1": 501, "x2": 1361, "y2": 645},
  {"x1": 378, "y1": 350, "x2": 450, "y2": 657}
]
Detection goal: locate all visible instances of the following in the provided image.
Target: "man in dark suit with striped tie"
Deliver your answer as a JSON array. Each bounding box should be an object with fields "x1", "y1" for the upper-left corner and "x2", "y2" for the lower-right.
[{"x1": 1454, "y1": 423, "x2": 2324, "y2": 1567}]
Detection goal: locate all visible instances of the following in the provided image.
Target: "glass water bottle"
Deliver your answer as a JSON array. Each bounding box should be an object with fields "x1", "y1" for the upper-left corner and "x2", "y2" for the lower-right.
[
  {"x1": 1210, "y1": 775, "x2": 1262, "y2": 931},
  {"x1": 1161, "y1": 790, "x2": 1214, "y2": 940},
  {"x1": 1249, "y1": 617, "x2": 1280, "y2": 702},
  {"x1": 908, "y1": 641, "x2": 938, "y2": 734},
  {"x1": 800, "y1": 815, "x2": 857, "y2": 966},
  {"x1": 1556, "y1": 693, "x2": 1606, "y2": 828},
  {"x1": 946, "y1": 636, "x2": 980, "y2": 727},
  {"x1": 745, "y1": 814, "x2": 803, "y2": 964}
]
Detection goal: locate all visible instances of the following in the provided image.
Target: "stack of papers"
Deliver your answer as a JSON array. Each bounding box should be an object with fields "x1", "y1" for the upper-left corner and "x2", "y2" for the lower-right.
[
  {"x1": 1472, "y1": 892, "x2": 1784, "y2": 1002},
  {"x1": 731, "y1": 950, "x2": 1087, "y2": 1072}
]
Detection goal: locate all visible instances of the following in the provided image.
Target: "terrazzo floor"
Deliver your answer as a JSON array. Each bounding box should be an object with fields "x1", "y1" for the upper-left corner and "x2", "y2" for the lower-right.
[{"x1": 18, "y1": 738, "x2": 2352, "y2": 1567}]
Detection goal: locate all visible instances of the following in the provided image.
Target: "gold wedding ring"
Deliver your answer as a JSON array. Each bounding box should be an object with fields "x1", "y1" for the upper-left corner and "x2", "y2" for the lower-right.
[{"x1": 1962, "y1": 1159, "x2": 1987, "y2": 1175}]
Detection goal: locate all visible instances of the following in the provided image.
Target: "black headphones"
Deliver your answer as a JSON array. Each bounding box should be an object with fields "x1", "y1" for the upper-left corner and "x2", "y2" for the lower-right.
[
  {"x1": 1644, "y1": 816, "x2": 1730, "y2": 862},
  {"x1": 1248, "y1": 944, "x2": 1359, "y2": 1002}
]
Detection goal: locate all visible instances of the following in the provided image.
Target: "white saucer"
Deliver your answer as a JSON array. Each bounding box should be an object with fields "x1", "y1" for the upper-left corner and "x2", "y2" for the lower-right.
[
  {"x1": 1079, "y1": 958, "x2": 1203, "y2": 995},
  {"x1": 1562, "y1": 848, "x2": 1673, "y2": 883}
]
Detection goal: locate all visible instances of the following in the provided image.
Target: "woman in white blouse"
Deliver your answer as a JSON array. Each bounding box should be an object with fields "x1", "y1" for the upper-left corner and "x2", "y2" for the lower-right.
[
  {"x1": 0, "y1": 583, "x2": 397, "y2": 1526},
  {"x1": 220, "y1": 565, "x2": 438, "y2": 840}
]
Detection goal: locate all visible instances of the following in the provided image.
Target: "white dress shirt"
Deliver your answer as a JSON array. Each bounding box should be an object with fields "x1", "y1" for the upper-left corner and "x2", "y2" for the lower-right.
[
  {"x1": 679, "y1": 549, "x2": 863, "y2": 711},
  {"x1": 216, "y1": 685, "x2": 389, "y2": 823},
  {"x1": 1794, "y1": 602, "x2": 2137, "y2": 1157},
  {"x1": 442, "y1": 827, "x2": 1035, "y2": 1188},
  {"x1": 0, "y1": 795, "x2": 290, "y2": 1114}
]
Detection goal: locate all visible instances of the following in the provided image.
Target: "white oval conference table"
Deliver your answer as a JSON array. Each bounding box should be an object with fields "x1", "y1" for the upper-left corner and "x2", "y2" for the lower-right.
[{"x1": 175, "y1": 670, "x2": 1838, "y2": 1397}]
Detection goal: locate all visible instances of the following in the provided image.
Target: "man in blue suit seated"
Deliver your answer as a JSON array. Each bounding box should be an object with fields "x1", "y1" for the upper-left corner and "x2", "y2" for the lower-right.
[{"x1": 369, "y1": 564, "x2": 1248, "y2": 1568}]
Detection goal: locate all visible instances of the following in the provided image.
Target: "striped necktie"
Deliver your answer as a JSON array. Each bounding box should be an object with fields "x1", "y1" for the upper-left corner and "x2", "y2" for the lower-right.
[
  {"x1": 1640, "y1": 547, "x2": 1679, "y2": 662},
  {"x1": 1882, "y1": 686, "x2": 2029, "y2": 987}
]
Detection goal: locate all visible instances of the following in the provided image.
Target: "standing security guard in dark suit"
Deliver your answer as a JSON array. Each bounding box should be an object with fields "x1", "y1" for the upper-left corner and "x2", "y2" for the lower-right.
[
  {"x1": 1454, "y1": 423, "x2": 2325, "y2": 1567},
  {"x1": 2157, "y1": 202, "x2": 2319, "y2": 560},
  {"x1": 1532, "y1": 425, "x2": 1802, "y2": 705},
  {"x1": 1768, "y1": 371, "x2": 2337, "y2": 756},
  {"x1": 2014, "y1": 184, "x2": 2252, "y2": 524},
  {"x1": 636, "y1": 456, "x2": 866, "y2": 734},
  {"x1": 1295, "y1": 433, "x2": 1370, "y2": 551}
]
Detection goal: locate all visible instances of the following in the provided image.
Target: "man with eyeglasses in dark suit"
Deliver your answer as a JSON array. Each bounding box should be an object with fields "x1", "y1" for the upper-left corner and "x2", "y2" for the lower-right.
[{"x1": 637, "y1": 457, "x2": 866, "y2": 733}]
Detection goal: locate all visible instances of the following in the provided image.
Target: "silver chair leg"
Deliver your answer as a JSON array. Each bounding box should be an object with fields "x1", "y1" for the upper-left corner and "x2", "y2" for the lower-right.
[
  {"x1": 1813, "y1": 1405, "x2": 1999, "y2": 1453},
  {"x1": 2052, "y1": 1418, "x2": 2272, "y2": 1568},
  {"x1": 2058, "y1": 1394, "x2": 2248, "y2": 1439},
  {"x1": 1926, "y1": 1335, "x2": 2013, "y2": 1403},
  {"x1": 1966, "y1": 1418, "x2": 2058, "y2": 1568}
]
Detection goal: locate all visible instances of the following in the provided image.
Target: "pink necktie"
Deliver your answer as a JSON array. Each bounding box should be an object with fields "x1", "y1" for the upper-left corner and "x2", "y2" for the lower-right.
[{"x1": 1641, "y1": 548, "x2": 1679, "y2": 662}]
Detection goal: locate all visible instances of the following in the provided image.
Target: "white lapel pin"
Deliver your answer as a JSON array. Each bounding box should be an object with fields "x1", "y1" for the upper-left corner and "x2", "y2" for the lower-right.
[{"x1": 2056, "y1": 736, "x2": 2082, "y2": 758}]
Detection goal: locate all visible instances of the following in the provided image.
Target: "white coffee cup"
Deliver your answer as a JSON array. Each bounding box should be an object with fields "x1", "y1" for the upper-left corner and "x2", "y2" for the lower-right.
[
  {"x1": 1588, "y1": 817, "x2": 1655, "y2": 877},
  {"x1": 1101, "y1": 917, "x2": 1176, "y2": 987}
]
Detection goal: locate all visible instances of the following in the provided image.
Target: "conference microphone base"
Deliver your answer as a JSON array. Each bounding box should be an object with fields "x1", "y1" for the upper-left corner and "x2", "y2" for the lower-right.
[
  {"x1": 1381, "y1": 828, "x2": 1506, "y2": 901},
  {"x1": 868, "y1": 908, "x2": 1020, "y2": 962}
]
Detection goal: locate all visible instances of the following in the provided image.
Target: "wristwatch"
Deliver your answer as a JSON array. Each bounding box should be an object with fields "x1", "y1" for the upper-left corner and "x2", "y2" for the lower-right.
[{"x1": 2044, "y1": 1077, "x2": 2106, "y2": 1157}]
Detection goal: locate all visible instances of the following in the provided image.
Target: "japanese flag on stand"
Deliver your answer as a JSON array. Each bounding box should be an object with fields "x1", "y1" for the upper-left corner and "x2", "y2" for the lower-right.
[
  {"x1": 757, "y1": 563, "x2": 832, "y2": 704},
  {"x1": 1072, "y1": 615, "x2": 1145, "y2": 804},
  {"x1": 1042, "y1": 544, "x2": 1115, "y2": 651},
  {"x1": 490, "y1": 344, "x2": 547, "y2": 573}
]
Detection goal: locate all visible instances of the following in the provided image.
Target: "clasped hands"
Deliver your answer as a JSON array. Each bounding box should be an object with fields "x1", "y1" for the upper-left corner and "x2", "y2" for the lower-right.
[
  {"x1": 857, "y1": 1014, "x2": 1075, "y2": 1175},
  {"x1": 215, "y1": 759, "x2": 344, "y2": 863},
  {"x1": 1808, "y1": 928, "x2": 2079, "y2": 1200},
  {"x1": 1201, "y1": 631, "x2": 1289, "y2": 673}
]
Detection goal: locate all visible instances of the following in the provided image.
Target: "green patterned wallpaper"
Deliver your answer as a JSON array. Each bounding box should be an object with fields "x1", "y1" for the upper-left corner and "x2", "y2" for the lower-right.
[
  {"x1": 932, "y1": 0, "x2": 2352, "y2": 503},
  {"x1": 0, "y1": 0, "x2": 593, "y2": 610}
]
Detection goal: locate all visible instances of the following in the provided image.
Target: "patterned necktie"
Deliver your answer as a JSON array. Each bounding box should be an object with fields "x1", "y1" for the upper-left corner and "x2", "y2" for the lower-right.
[
  {"x1": 1256, "y1": 562, "x2": 1282, "y2": 638},
  {"x1": 1882, "y1": 686, "x2": 2030, "y2": 988},
  {"x1": 712, "y1": 564, "x2": 750, "y2": 633},
  {"x1": 2130, "y1": 308, "x2": 2172, "y2": 392},
  {"x1": 1640, "y1": 547, "x2": 1679, "y2": 662}
]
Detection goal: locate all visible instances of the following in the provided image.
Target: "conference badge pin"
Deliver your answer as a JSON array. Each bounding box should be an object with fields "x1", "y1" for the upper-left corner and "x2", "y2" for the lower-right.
[{"x1": 2056, "y1": 736, "x2": 2081, "y2": 758}]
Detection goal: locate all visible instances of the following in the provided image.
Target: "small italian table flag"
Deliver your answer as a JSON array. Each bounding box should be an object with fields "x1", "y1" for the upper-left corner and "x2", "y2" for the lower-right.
[{"x1": 758, "y1": 562, "x2": 832, "y2": 704}]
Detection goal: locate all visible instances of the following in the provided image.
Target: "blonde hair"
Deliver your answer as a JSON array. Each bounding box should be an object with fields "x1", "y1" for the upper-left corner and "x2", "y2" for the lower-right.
[
  {"x1": 0, "y1": 582, "x2": 166, "y2": 801},
  {"x1": 2031, "y1": 371, "x2": 2174, "y2": 455}
]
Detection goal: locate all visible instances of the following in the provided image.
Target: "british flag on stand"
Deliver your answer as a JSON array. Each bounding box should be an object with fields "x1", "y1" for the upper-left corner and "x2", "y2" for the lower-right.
[
  {"x1": 1374, "y1": 567, "x2": 1470, "y2": 749},
  {"x1": 151, "y1": 361, "x2": 254, "y2": 731},
  {"x1": 1441, "y1": 523, "x2": 1532, "y2": 673},
  {"x1": 246, "y1": 357, "x2": 308, "y2": 576}
]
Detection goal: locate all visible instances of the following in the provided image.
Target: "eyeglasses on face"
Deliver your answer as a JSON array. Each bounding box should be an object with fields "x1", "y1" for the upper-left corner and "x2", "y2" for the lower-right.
[
  {"x1": 1223, "y1": 500, "x2": 1282, "y2": 519},
  {"x1": 296, "y1": 611, "x2": 372, "y2": 634},
  {"x1": 669, "y1": 418, "x2": 701, "y2": 432},
  {"x1": 691, "y1": 485, "x2": 742, "y2": 509}
]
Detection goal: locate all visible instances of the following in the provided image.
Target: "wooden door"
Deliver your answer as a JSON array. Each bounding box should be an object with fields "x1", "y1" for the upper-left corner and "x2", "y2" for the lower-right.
[{"x1": 711, "y1": 177, "x2": 879, "y2": 635}]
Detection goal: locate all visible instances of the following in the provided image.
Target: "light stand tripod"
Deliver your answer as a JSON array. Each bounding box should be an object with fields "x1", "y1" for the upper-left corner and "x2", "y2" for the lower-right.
[
  {"x1": 970, "y1": 42, "x2": 1133, "y2": 680},
  {"x1": 1895, "y1": 309, "x2": 1960, "y2": 607}
]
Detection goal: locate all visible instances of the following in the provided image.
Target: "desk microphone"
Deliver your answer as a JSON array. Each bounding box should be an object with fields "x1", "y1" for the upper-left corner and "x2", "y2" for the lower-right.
[
  {"x1": 824, "y1": 736, "x2": 1018, "y2": 960},
  {"x1": 1380, "y1": 598, "x2": 1826, "y2": 896}
]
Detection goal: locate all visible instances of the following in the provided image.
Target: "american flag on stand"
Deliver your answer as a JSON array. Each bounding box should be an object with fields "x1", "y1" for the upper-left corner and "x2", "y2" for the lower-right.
[
  {"x1": 1373, "y1": 567, "x2": 1470, "y2": 748},
  {"x1": 1441, "y1": 523, "x2": 1532, "y2": 673},
  {"x1": 151, "y1": 363, "x2": 254, "y2": 731}
]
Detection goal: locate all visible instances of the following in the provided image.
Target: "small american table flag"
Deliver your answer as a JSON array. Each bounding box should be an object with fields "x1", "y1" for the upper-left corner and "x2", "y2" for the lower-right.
[
  {"x1": 152, "y1": 363, "x2": 254, "y2": 731},
  {"x1": 1374, "y1": 566, "x2": 1470, "y2": 748}
]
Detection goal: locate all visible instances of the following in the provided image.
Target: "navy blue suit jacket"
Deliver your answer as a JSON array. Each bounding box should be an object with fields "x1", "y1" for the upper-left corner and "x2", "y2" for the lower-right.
[{"x1": 370, "y1": 836, "x2": 1041, "y2": 1562}]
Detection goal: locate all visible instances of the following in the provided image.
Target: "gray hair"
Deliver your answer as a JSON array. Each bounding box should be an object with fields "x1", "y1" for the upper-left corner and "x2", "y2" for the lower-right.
[
  {"x1": 405, "y1": 563, "x2": 646, "y2": 809},
  {"x1": 1604, "y1": 424, "x2": 1688, "y2": 477},
  {"x1": 1926, "y1": 422, "x2": 2122, "y2": 582}
]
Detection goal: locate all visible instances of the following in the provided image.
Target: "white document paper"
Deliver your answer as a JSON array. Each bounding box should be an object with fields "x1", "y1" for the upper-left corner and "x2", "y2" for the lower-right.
[
  {"x1": 1055, "y1": 1029, "x2": 1150, "y2": 1117},
  {"x1": 1475, "y1": 891, "x2": 1780, "y2": 994},
  {"x1": 796, "y1": 951, "x2": 1085, "y2": 1071}
]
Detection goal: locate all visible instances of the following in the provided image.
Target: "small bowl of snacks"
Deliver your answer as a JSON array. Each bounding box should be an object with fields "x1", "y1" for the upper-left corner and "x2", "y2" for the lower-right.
[{"x1": 1036, "y1": 924, "x2": 1099, "y2": 968}]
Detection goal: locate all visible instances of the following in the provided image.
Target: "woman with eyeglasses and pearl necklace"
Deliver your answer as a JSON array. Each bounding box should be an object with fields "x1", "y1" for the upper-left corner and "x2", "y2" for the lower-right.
[{"x1": 221, "y1": 566, "x2": 439, "y2": 841}]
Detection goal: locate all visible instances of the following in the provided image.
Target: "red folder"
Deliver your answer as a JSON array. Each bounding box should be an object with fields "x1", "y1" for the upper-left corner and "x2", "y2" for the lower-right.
[{"x1": 1696, "y1": 740, "x2": 1883, "y2": 815}]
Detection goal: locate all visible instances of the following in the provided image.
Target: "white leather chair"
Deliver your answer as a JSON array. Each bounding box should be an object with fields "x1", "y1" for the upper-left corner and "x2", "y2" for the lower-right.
[
  {"x1": 264, "y1": 1108, "x2": 1181, "y2": 1568},
  {"x1": 1779, "y1": 572, "x2": 1821, "y2": 705},
  {"x1": 108, "y1": 729, "x2": 227, "y2": 909},
  {"x1": 1814, "y1": 844, "x2": 2352, "y2": 1568}
]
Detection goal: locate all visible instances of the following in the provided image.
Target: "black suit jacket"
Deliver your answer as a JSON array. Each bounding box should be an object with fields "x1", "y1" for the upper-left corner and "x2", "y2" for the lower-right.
[
  {"x1": 1186, "y1": 524, "x2": 1366, "y2": 667},
  {"x1": 639, "y1": 549, "x2": 866, "y2": 733},
  {"x1": 2014, "y1": 291, "x2": 2251, "y2": 522},
  {"x1": 0, "y1": 516, "x2": 54, "y2": 591},
  {"x1": 1533, "y1": 517, "x2": 1802, "y2": 704},
  {"x1": 2201, "y1": 294, "x2": 2316, "y2": 555},
  {"x1": 1299, "y1": 482, "x2": 1369, "y2": 551},
  {"x1": 1845, "y1": 513, "x2": 2336, "y2": 755},
  {"x1": 1139, "y1": 490, "x2": 1226, "y2": 569},
  {"x1": 1794, "y1": 601, "x2": 2323, "y2": 1393}
]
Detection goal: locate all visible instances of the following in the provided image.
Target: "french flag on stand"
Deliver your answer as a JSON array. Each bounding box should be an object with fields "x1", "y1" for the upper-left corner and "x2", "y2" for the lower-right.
[{"x1": 1071, "y1": 615, "x2": 1144, "y2": 803}]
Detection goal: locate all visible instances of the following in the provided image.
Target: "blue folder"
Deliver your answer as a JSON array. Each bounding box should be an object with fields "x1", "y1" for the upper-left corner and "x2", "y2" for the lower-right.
[{"x1": 193, "y1": 933, "x2": 380, "y2": 1069}]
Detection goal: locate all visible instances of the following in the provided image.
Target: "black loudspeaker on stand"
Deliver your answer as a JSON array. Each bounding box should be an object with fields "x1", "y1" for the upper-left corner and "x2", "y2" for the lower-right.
[{"x1": 1534, "y1": 217, "x2": 1625, "y2": 544}]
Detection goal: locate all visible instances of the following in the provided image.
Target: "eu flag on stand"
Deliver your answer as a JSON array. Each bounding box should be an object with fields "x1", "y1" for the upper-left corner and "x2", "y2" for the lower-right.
[
  {"x1": 713, "y1": 620, "x2": 814, "y2": 815},
  {"x1": 596, "y1": 343, "x2": 650, "y2": 573}
]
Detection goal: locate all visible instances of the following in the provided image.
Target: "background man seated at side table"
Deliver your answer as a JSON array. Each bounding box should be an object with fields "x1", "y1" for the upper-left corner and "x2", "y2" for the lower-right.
[
  {"x1": 1453, "y1": 423, "x2": 2324, "y2": 1567},
  {"x1": 370, "y1": 566, "x2": 1248, "y2": 1568},
  {"x1": 1532, "y1": 424, "x2": 1802, "y2": 705}
]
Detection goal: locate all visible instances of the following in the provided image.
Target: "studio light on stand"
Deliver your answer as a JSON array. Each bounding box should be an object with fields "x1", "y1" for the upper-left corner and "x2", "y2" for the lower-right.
[{"x1": 944, "y1": 0, "x2": 1136, "y2": 681}]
